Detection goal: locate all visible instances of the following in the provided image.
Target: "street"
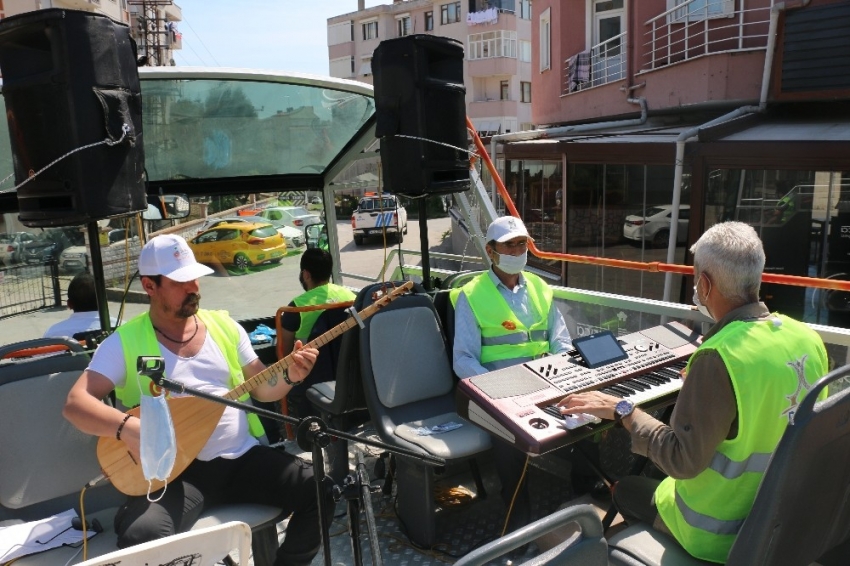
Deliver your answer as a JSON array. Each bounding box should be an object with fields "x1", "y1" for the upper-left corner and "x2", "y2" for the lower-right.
[{"x1": 0, "y1": 216, "x2": 454, "y2": 344}]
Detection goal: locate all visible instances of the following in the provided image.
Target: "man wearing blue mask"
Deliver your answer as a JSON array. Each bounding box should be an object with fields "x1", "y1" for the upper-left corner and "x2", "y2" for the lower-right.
[
  {"x1": 452, "y1": 215, "x2": 572, "y2": 539},
  {"x1": 558, "y1": 221, "x2": 828, "y2": 563}
]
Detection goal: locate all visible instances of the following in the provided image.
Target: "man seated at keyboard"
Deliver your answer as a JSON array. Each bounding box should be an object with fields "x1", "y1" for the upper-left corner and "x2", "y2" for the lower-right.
[
  {"x1": 558, "y1": 221, "x2": 828, "y2": 563},
  {"x1": 452, "y1": 215, "x2": 572, "y2": 537}
]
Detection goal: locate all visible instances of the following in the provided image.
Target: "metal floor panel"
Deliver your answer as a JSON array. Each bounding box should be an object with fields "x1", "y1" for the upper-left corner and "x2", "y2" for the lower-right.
[{"x1": 265, "y1": 432, "x2": 584, "y2": 566}]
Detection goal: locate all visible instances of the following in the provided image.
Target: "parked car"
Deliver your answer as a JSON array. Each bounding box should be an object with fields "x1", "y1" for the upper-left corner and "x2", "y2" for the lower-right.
[
  {"x1": 58, "y1": 245, "x2": 89, "y2": 273},
  {"x1": 0, "y1": 232, "x2": 36, "y2": 265},
  {"x1": 188, "y1": 222, "x2": 287, "y2": 270},
  {"x1": 197, "y1": 216, "x2": 304, "y2": 248},
  {"x1": 22, "y1": 229, "x2": 77, "y2": 265},
  {"x1": 258, "y1": 206, "x2": 321, "y2": 237},
  {"x1": 623, "y1": 204, "x2": 690, "y2": 248}
]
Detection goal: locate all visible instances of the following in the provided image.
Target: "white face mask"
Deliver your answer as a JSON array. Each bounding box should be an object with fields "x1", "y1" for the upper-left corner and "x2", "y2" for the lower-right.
[
  {"x1": 693, "y1": 276, "x2": 713, "y2": 321},
  {"x1": 496, "y1": 250, "x2": 527, "y2": 275},
  {"x1": 140, "y1": 393, "x2": 177, "y2": 502}
]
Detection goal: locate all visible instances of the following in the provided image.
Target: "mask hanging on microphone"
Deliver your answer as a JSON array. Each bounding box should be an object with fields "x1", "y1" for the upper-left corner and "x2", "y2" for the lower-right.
[{"x1": 139, "y1": 392, "x2": 177, "y2": 502}]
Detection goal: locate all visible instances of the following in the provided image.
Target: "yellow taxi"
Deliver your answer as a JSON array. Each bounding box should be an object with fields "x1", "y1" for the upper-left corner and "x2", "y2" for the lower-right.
[{"x1": 188, "y1": 222, "x2": 287, "y2": 270}]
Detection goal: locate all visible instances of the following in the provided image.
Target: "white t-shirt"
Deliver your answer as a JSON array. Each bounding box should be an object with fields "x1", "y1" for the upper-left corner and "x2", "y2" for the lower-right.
[
  {"x1": 43, "y1": 311, "x2": 118, "y2": 339},
  {"x1": 89, "y1": 319, "x2": 260, "y2": 461}
]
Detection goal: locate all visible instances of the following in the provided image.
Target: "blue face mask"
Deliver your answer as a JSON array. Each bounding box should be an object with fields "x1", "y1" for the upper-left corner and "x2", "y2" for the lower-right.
[
  {"x1": 140, "y1": 393, "x2": 177, "y2": 502},
  {"x1": 693, "y1": 276, "x2": 713, "y2": 321},
  {"x1": 496, "y1": 250, "x2": 527, "y2": 275}
]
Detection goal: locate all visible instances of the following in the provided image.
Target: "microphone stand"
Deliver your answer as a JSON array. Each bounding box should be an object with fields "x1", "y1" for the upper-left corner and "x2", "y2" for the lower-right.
[{"x1": 145, "y1": 366, "x2": 444, "y2": 566}]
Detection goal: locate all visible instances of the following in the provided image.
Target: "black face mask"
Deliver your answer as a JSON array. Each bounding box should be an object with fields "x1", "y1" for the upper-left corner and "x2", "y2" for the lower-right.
[{"x1": 299, "y1": 272, "x2": 307, "y2": 291}]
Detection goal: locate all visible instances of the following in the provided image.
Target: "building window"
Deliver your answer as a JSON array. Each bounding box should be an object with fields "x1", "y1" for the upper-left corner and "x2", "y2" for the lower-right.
[
  {"x1": 667, "y1": 0, "x2": 734, "y2": 23},
  {"x1": 521, "y1": 81, "x2": 531, "y2": 102},
  {"x1": 519, "y1": 40, "x2": 531, "y2": 62},
  {"x1": 519, "y1": 0, "x2": 531, "y2": 19},
  {"x1": 359, "y1": 57, "x2": 373, "y2": 76},
  {"x1": 425, "y1": 11, "x2": 434, "y2": 31},
  {"x1": 540, "y1": 8, "x2": 551, "y2": 71},
  {"x1": 500, "y1": 80, "x2": 509, "y2": 100},
  {"x1": 397, "y1": 16, "x2": 411, "y2": 37},
  {"x1": 441, "y1": 2, "x2": 462, "y2": 25},
  {"x1": 468, "y1": 30, "x2": 517, "y2": 60},
  {"x1": 328, "y1": 21, "x2": 354, "y2": 46},
  {"x1": 362, "y1": 20, "x2": 378, "y2": 41},
  {"x1": 330, "y1": 56, "x2": 355, "y2": 78}
]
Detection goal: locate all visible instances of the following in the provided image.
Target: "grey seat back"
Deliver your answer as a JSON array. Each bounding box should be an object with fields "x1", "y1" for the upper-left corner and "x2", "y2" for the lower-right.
[
  {"x1": 356, "y1": 281, "x2": 458, "y2": 450},
  {"x1": 0, "y1": 339, "x2": 123, "y2": 523},
  {"x1": 725, "y1": 364, "x2": 850, "y2": 565}
]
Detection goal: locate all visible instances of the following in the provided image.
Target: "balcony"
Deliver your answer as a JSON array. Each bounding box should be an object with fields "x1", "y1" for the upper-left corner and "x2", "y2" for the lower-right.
[
  {"x1": 468, "y1": 56, "x2": 518, "y2": 78},
  {"x1": 641, "y1": 0, "x2": 770, "y2": 73},
  {"x1": 468, "y1": 98, "x2": 518, "y2": 117},
  {"x1": 55, "y1": 0, "x2": 101, "y2": 10},
  {"x1": 163, "y1": 2, "x2": 182, "y2": 22},
  {"x1": 563, "y1": 32, "x2": 627, "y2": 95}
]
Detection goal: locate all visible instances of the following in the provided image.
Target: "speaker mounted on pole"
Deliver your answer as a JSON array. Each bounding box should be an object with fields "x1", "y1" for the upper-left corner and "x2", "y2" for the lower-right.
[
  {"x1": 0, "y1": 8, "x2": 146, "y2": 227},
  {"x1": 372, "y1": 34, "x2": 469, "y2": 197}
]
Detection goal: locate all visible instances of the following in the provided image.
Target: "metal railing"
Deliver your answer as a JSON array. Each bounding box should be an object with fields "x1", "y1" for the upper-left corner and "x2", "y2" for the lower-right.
[
  {"x1": 563, "y1": 32, "x2": 627, "y2": 94},
  {"x1": 643, "y1": 0, "x2": 772, "y2": 72},
  {"x1": 0, "y1": 261, "x2": 62, "y2": 320}
]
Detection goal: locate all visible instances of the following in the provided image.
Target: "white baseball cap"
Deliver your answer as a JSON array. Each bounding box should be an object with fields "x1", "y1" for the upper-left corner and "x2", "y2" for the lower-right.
[
  {"x1": 486, "y1": 216, "x2": 530, "y2": 243},
  {"x1": 138, "y1": 234, "x2": 213, "y2": 282}
]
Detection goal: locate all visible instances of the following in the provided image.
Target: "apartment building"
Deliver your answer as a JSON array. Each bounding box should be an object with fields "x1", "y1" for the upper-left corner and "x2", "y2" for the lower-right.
[
  {"x1": 128, "y1": 0, "x2": 182, "y2": 66},
  {"x1": 327, "y1": 0, "x2": 534, "y2": 137},
  {"x1": 492, "y1": 0, "x2": 850, "y2": 331},
  {"x1": 1, "y1": 0, "x2": 129, "y2": 23}
]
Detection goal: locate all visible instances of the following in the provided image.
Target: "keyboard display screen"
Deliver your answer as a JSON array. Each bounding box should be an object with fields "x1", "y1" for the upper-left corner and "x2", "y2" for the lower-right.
[{"x1": 572, "y1": 330, "x2": 629, "y2": 369}]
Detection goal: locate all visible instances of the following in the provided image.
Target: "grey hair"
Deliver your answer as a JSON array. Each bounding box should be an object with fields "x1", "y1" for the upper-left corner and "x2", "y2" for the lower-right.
[{"x1": 690, "y1": 221, "x2": 765, "y2": 305}]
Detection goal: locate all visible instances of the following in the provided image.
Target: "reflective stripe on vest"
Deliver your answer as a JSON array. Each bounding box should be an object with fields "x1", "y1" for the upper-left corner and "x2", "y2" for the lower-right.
[
  {"x1": 293, "y1": 283, "x2": 356, "y2": 341},
  {"x1": 675, "y1": 491, "x2": 745, "y2": 536},
  {"x1": 707, "y1": 451, "x2": 772, "y2": 480},
  {"x1": 456, "y1": 271, "x2": 552, "y2": 368},
  {"x1": 655, "y1": 314, "x2": 828, "y2": 563},
  {"x1": 481, "y1": 330, "x2": 549, "y2": 346},
  {"x1": 115, "y1": 309, "x2": 265, "y2": 437}
]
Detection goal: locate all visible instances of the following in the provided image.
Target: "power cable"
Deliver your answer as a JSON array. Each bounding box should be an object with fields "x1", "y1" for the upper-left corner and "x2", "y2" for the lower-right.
[{"x1": 181, "y1": 17, "x2": 221, "y2": 66}]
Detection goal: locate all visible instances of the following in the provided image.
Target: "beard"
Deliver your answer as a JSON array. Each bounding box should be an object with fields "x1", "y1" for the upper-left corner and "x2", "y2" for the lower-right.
[{"x1": 176, "y1": 293, "x2": 201, "y2": 318}]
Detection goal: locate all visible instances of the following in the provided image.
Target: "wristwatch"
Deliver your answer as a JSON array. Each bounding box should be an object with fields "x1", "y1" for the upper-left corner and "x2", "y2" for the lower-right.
[{"x1": 614, "y1": 399, "x2": 635, "y2": 427}]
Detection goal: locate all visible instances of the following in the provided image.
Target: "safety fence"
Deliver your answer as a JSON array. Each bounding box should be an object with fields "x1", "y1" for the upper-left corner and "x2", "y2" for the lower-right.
[{"x1": 0, "y1": 260, "x2": 62, "y2": 320}]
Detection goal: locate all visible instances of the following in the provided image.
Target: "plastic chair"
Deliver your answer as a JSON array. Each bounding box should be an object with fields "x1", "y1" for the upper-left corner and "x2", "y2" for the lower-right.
[
  {"x1": 356, "y1": 281, "x2": 492, "y2": 547},
  {"x1": 76, "y1": 521, "x2": 252, "y2": 566}
]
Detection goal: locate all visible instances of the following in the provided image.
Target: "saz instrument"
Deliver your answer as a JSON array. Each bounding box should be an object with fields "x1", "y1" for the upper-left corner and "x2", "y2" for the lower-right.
[{"x1": 97, "y1": 281, "x2": 414, "y2": 496}]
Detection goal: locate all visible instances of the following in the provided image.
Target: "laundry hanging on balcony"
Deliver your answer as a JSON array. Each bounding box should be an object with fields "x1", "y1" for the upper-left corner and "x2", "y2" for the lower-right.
[
  {"x1": 566, "y1": 50, "x2": 590, "y2": 93},
  {"x1": 467, "y1": 7, "x2": 498, "y2": 26}
]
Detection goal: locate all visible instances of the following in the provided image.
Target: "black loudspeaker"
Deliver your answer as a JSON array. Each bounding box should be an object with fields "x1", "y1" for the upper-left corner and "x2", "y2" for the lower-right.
[
  {"x1": 0, "y1": 9, "x2": 146, "y2": 227},
  {"x1": 373, "y1": 34, "x2": 469, "y2": 196}
]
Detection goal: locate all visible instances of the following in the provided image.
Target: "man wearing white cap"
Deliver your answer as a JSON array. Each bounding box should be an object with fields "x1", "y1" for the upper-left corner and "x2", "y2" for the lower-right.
[
  {"x1": 64, "y1": 234, "x2": 326, "y2": 566},
  {"x1": 451, "y1": 215, "x2": 572, "y2": 537}
]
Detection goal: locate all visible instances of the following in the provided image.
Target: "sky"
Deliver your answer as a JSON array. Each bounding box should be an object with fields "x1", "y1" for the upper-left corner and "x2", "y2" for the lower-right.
[{"x1": 171, "y1": 1, "x2": 386, "y2": 75}]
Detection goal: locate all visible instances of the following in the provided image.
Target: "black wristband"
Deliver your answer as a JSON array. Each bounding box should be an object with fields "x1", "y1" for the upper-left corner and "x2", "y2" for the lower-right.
[
  {"x1": 116, "y1": 414, "x2": 132, "y2": 440},
  {"x1": 283, "y1": 370, "x2": 298, "y2": 387}
]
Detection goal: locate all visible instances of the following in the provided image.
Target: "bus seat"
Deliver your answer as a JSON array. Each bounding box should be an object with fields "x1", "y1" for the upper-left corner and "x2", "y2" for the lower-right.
[
  {"x1": 0, "y1": 338, "x2": 283, "y2": 566},
  {"x1": 356, "y1": 281, "x2": 491, "y2": 547},
  {"x1": 452, "y1": 504, "x2": 609, "y2": 566},
  {"x1": 305, "y1": 313, "x2": 368, "y2": 484}
]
